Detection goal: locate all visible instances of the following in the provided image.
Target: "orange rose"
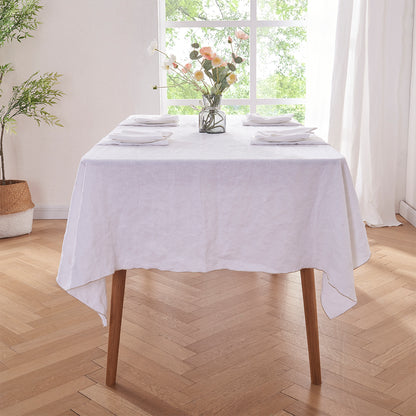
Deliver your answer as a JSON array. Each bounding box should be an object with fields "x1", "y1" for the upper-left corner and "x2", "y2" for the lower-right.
[
  {"x1": 182, "y1": 63, "x2": 192, "y2": 73},
  {"x1": 200, "y1": 46, "x2": 215, "y2": 60}
]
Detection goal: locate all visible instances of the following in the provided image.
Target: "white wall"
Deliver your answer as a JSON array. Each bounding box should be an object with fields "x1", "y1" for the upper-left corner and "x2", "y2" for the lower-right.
[{"x1": 2, "y1": 0, "x2": 160, "y2": 217}]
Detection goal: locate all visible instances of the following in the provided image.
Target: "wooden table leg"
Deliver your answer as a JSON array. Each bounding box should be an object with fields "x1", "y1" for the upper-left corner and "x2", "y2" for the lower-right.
[
  {"x1": 106, "y1": 269, "x2": 127, "y2": 387},
  {"x1": 300, "y1": 268, "x2": 322, "y2": 385}
]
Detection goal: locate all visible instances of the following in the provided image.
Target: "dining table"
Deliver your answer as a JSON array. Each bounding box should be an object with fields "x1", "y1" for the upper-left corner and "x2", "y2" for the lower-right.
[{"x1": 56, "y1": 115, "x2": 370, "y2": 387}]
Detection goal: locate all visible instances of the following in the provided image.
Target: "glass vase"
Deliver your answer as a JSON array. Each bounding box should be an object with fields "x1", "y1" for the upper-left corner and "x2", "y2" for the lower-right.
[{"x1": 199, "y1": 94, "x2": 226, "y2": 134}]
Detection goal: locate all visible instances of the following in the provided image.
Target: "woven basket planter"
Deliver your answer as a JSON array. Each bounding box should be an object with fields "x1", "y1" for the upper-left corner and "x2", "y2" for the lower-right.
[{"x1": 0, "y1": 180, "x2": 35, "y2": 238}]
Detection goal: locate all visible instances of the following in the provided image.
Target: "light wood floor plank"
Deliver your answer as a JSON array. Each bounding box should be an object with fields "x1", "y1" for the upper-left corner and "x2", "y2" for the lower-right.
[
  {"x1": 96, "y1": 343, "x2": 194, "y2": 391},
  {"x1": 80, "y1": 383, "x2": 153, "y2": 416},
  {"x1": 0, "y1": 376, "x2": 95, "y2": 416},
  {"x1": 392, "y1": 394, "x2": 416, "y2": 416},
  {"x1": 71, "y1": 399, "x2": 118, "y2": 416}
]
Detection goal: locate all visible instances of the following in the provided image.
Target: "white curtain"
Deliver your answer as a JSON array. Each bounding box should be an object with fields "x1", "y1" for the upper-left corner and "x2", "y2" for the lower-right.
[
  {"x1": 306, "y1": 0, "x2": 414, "y2": 227},
  {"x1": 405, "y1": 8, "x2": 416, "y2": 212}
]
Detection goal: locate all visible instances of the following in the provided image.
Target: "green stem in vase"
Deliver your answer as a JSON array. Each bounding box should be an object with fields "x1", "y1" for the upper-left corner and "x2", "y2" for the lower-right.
[
  {"x1": 199, "y1": 94, "x2": 226, "y2": 134},
  {"x1": 201, "y1": 110, "x2": 225, "y2": 133}
]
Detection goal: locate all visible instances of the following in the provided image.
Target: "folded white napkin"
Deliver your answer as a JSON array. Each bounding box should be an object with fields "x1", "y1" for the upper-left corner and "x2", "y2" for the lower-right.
[
  {"x1": 243, "y1": 113, "x2": 301, "y2": 126},
  {"x1": 120, "y1": 114, "x2": 179, "y2": 127},
  {"x1": 101, "y1": 129, "x2": 172, "y2": 146},
  {"x1": 251, "y1": 127, "x2": 326, "y2": 145},
  {"x1": 260, "y1": 126, "x2": 318, "y2": 136}
]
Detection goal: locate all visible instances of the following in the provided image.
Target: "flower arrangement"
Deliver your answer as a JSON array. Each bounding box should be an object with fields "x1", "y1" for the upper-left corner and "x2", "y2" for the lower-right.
[
  {"x1": 148, "y1": 29, "x2": 248, "y2": 98},
  {"x1": 148, "y1": 30, "x2": 248, "y2": 133}
]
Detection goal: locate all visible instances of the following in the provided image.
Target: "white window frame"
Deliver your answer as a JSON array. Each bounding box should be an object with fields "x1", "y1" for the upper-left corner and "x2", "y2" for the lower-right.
[{"x1": 158, "y1": 0, "x2": 306, "y2": 114}]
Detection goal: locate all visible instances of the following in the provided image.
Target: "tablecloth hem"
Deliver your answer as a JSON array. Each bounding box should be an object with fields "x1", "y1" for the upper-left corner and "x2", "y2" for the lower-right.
[
  {"x1": 352, "y1": 252, "x2": 371, "y2": 270},
  {"x1": 99, "y1": 313, "x2": 108, "y2": 327},
  {"x1": 57, "y1": 258, "x2": 369, "y2": 327}
]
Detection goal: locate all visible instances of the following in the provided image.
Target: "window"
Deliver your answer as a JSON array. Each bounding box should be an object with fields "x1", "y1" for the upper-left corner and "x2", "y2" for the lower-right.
[{"x1": 159, "y1": 0, "x2": 307, "y2": 122}]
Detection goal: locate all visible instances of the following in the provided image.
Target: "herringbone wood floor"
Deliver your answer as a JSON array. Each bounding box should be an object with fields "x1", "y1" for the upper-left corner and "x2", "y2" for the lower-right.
[{"x1": 0, "y1": 218, "x2": 415, "y2": 416}]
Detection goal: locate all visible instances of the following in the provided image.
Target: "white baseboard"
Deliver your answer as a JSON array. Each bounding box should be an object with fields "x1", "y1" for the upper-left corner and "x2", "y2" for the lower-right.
[
  {"x1": 34, "y1": 206, "x2": 69, "y2": 220},
  {"x1": 399, "y1": 200, "x2": 416, "y2": 228}
]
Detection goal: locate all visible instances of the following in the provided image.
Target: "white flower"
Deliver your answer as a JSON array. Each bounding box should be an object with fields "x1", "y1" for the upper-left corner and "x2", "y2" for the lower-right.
[
  {"x1": 147, "y1": 39, "x2": 158, "y2": 56},
  {"x1": 161, "y1": 54, "x2": 177, "y2": 71},
  {"x1": 161, "y1": 59, "x2": 171, "y2": 70},
  {"x1": 167, "y1": 54, "x2": 176, "y2": 65}
]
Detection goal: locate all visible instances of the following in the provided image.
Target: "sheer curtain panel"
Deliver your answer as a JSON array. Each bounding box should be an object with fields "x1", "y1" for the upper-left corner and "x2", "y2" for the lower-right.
[{"x1": 306, "y1": 0, "x2": 414, "y2": 227}]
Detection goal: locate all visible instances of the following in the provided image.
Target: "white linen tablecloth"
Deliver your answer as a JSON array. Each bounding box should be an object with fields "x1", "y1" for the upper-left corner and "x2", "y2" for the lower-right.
[{"x1": 57, "y1": 116, "x2": 370, "y2": 326}]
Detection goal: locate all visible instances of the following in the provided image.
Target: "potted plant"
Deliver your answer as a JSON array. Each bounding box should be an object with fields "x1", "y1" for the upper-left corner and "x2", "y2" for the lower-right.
[{"x1": 0, "y1": 0, "x2": 63, "y2": 238}]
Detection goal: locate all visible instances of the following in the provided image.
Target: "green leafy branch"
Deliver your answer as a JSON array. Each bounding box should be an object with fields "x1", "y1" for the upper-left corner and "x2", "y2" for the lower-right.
[
  {"x1": 0, "y1": 0, "x2": 42, "y2": 46},
  {"x1": 0, "y1": 69, "x2": 64, "y2": 182},
  {"x1": 1, "y1": 71, "x2": 63, "y2": 127},
  {"x1": 0, "y1": 63, "x2": 14, "y2": 96}
]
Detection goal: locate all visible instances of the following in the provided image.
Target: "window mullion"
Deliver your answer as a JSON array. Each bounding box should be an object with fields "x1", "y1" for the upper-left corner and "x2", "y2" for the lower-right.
[
  {"x1": 168, "y1": 98, "x2": 305, "y2": 105},
  {"x1": 250, "y1": 0, "x2": 257, "y2": 114},
  {"x1": 158, "y1": 0, "x2": 167, "y2": 113},
  {"x1": 166, "y1": 20, "x2": 251, "y2": 28},
  {"x1": 165, "y1": 20, "x2": 305, "y2": 28}
]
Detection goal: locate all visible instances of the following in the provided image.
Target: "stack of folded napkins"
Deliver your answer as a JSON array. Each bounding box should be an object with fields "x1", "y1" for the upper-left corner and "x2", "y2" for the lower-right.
[
  {"x1": 106, "y1": 129, "x2": 172, "y2": 146},
  {"x1": 251, "y1": 127, "x2": 326, "y2": 145},
  {"x1": 120, "y1": 114, "x2": 179, "y2": 127},
  {"x1": 243, "y1": 113, "x2": 301, "y2": 126}
]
